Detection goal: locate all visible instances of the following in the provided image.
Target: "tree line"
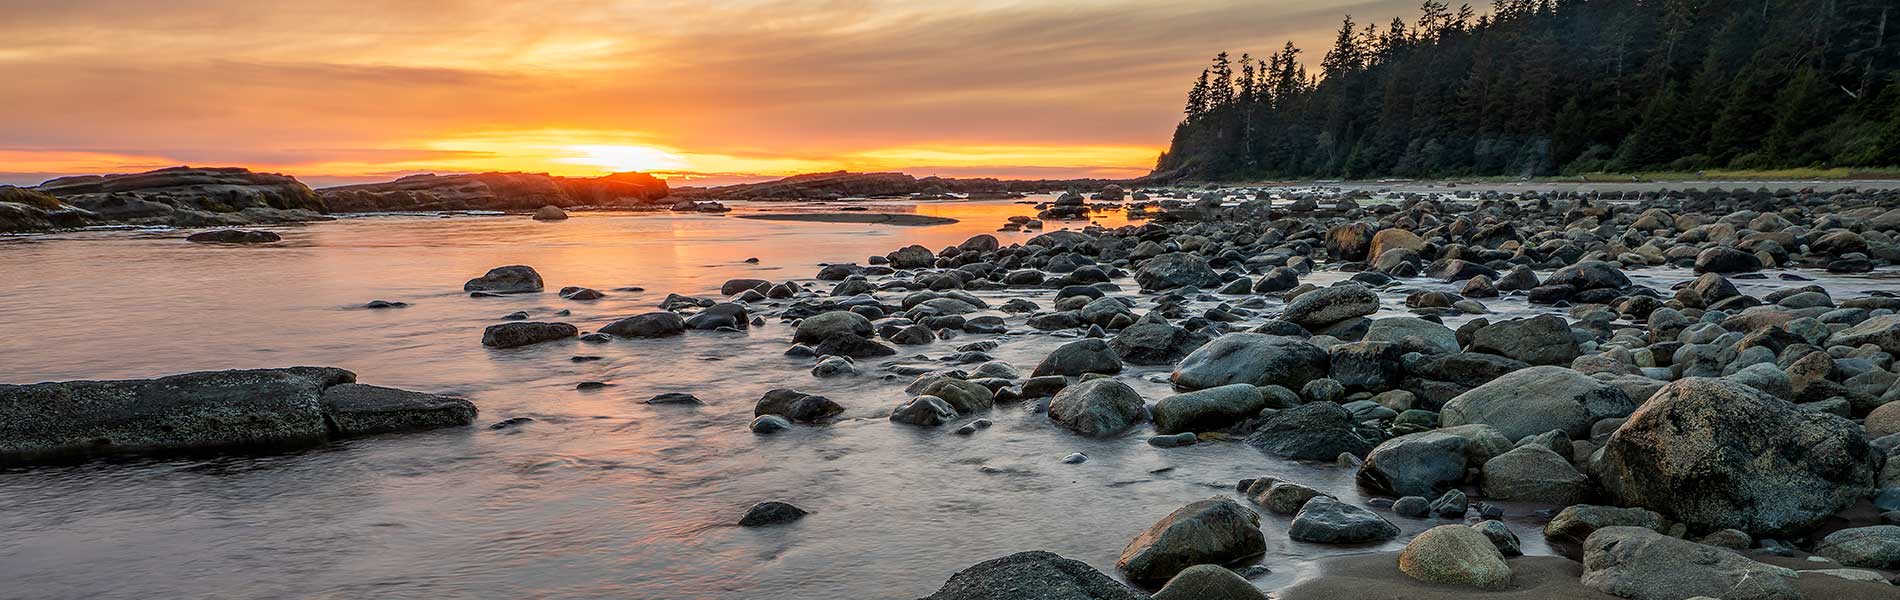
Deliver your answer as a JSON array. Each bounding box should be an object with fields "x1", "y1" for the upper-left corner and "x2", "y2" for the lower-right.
[{"x1": 1153, "y1": 0, "x2": 1900, "y2": 181}]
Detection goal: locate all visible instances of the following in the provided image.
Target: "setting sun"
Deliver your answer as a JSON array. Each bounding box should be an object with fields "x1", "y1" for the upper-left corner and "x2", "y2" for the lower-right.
[{"x1": 559, "y1": 144, "x2": 691, "y2": 173}]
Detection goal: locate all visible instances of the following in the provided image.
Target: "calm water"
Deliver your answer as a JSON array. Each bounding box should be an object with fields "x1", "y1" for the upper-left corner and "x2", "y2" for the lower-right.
[{"x1": 0, "y1": 197, "x2": 1885, "y2": 599}]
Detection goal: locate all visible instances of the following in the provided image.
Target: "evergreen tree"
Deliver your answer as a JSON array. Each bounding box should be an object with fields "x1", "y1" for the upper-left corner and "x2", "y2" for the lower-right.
[{"x1": 1154, "y1": 0, "x2": 1900, "y2": 181}]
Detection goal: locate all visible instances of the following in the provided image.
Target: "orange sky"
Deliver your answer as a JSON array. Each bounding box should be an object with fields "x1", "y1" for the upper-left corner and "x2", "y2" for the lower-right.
[{"x1": 0, "y1": 0, "x2": 1415, "y2": 188}]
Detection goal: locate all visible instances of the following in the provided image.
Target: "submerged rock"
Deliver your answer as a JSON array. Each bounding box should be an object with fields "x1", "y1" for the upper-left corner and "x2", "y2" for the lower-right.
[
  {"x1": 738, "y1": 501, "x2": 807, "y2": 526},
  {"x1": 185, "y1": 229, "x2": 282, "y2": 243},
  {"x1": 463, "y1": 265, "x2": 544, "y2": 294},
  {"x1": 481, "y1": 322, "x2": 578, "y2": 348}
]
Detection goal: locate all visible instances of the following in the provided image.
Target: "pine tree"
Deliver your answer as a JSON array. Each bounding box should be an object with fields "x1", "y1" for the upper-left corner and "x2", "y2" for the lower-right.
[
  {"x1": 1184, "y1": 69, "x2": 1210, "y2": 120},
  {"x1": 1209, "y1": 53, "x2": 1235, "y2": 107}
]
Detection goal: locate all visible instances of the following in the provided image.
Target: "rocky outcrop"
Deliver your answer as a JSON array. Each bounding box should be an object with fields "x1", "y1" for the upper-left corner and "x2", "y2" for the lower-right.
[
  {"x1": 0, "y1": 186, "x2": 96, "y2": 232},
  {"x1": 318, "y1": 171, "x2": 669, "y2": 212},
  {"x1": 0, "y1": 367, "x2": 475, "y2": 463},
  {"x1": 33, "y1": 166, "x2": 328, "y2": 228}
]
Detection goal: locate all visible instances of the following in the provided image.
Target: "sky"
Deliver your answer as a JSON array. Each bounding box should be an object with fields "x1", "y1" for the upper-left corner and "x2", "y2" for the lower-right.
[{"x1": 0, "y1": 0, "x2": 1415, "y2": 188}]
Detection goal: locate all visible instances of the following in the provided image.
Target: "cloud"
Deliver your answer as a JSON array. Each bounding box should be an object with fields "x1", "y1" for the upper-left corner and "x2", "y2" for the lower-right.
[{"x1": 0, "y1": 0, "x2": 1424, "y2": 183}]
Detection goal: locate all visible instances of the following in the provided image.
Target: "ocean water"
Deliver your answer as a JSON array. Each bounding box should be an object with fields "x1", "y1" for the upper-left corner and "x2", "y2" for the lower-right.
[{"x1": 0, "y1": 197, "x2": 1887, "y2": 599}]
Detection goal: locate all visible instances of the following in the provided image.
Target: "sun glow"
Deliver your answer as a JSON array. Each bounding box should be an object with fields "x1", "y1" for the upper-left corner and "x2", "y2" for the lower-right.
[{"x1": 558, "y1": 144, "x2": 691, "y2": 172}]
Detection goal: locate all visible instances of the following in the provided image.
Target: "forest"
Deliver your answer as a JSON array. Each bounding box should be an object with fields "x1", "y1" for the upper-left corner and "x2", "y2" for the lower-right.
[{"x1": 1152, "y1": 0, "x2": 1900, "y2": 181}]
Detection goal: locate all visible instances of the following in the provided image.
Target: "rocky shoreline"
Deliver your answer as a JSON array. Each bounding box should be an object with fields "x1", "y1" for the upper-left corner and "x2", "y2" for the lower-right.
[
  {"x1": 11, "y1": 181, "x2": 1900, "y2": 598},
  {"x1": 638, "y1": 183, "x2": 1900, "y2": 598}
]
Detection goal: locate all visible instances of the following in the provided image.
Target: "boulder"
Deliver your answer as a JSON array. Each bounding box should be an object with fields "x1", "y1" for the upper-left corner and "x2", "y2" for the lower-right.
[
  {"x1": 531, "y1": 205, "x2": 568, "y2": 220},
  {"x1": 1832, "y1": 314, "x2": 1900, "y2": 355},
  {"x1": 1357, "y1": 431, "x2": 1470, "y2": 497},
  {"x1": 1172, "y1": 333, "x2": 1328, "y2": 391},
  {"x1": 1152, "y1": 384, "x2": 1266, "y2": 434},
  {"x1": 463, "y1": 265, "x2": 544, "y2": 294},
  {"x1": 1150, "y1": 564, "x2": 1268, "y2": 600},
  {"x1": 753, "y1": 388, "x2": 845, "y2": 423},
  {"x1": 1363, "y1": 317, "x2": 1459, "y2": 354},
  {"x1": 1289, "y1": 496, "x2": 1400, "y2": 544},
  {"x1": 1048, "y1": 378, "x2": 1146, "y2": 437},
  {"x1": 1244, "y1": 402, "x2": 1376, "y2": 460},
  {"x1": 1813, "y1": 525, "x2": 1900, "y2": 569},
  {"x1": 1111, "y1": 322, "x2": 1213, "y2": 366},
  {"x1": 1281, "y1": 284, "x2": 1379, "y2": 330},
  {"x1": 1439, "y1": 366, "x2": 1634, "y2": 441},
  {"x1": 1467, "y1": 315, "x2": 1579, "y2": 366},
  {"x1": 1116, "y1": 497, "x2": 1267, "y2": 582},
  {"x1": 920, "y1": 551, "x2": 1145, "y2": 600},
  {"x1": 481, "y1": 322, "x2": 578, "y2": 348},
  {"x1": 1480, "y1": 444, "x2": 1593, "y2": 505},
  {"x1": 891, "y1": 396, "x2": 958, "y2": 426},
  {"x1": 1034, "y1": 339, "x2": 1124, "y2": 377},
  {"x1": 600, "y1": 312, "x2": 686, "y2": 338},
  {"x1": 738, "y1": 501, "x2": 807, "y2": 526},
  {"x1": 1581, "y1": 527, "x2": 1799, "y2": 600},
  {"x1": 1544, "y1": 505, "x2": 1667, "y2": 543},
  {"x1": 1597, "y1": 378, "x2": 1879, "y2": 536},
  {"x1": 1136, "y1": 253, "x2": 1221, "y2": 291},
  {"x1": 794, "y1": 311, "x2": 875, "y2": 344},
  {"x1": 1398, "y1": 525, "x2": 1512, "y2": 590}
]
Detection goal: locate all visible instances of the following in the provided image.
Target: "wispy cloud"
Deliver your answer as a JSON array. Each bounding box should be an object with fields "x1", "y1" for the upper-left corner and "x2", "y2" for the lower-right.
[{"x1": 0, "y1": 0, "x2": 1419, "y2": 184}]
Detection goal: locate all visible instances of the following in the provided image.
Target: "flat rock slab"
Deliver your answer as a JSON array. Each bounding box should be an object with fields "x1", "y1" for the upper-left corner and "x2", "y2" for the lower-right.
[
  {"x1": 736, "y1": 213, "x2": 959, "y2": 226},
  {"x1": 0, "y1": 367, "x2": 477, "y2": 463}
]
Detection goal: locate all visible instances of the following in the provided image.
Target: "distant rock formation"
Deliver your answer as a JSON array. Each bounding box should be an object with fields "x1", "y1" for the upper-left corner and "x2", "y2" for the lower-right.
[
  {"x1": 318, "y1": 171, "x2": 669, "y2": 212},
  {"x1": 0, "y1": 186, "x2": 96, "y2": 232},
  {"x1": 28, "y1": 166, "x2": 328, "y2": 229},
  {"x1": 674, "y1": 171, "x2": 1129, "y2": 201}
]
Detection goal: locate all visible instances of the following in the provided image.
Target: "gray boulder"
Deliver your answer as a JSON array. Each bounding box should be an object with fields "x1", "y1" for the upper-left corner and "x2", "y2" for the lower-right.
[
  {"x1": 1151, "y1": 564, "x2": 1267, "y2": 600},
  {"x1": 1398, "y1": 524, "x2": 1512, "y2": 590},
  {"x1": 481, "y1": 322, "x2": 578, "y2": 348},
  {"x1": 463, "y1": 265, "x2": 544, "y2": 293},
  {"x1": 1581, "y1": 527, "x2": 1799, "y2": 600},
  {"x1": 1480, "y1": 444, "x2": 1593, "y2": 505},
  {"x1": 1439, "y1": 366, "x2": 1634, "y2": 441},
  {"x1": 1048, "y1": 379, "x2": 1145, "y2": 437},
  {"x1": 599, "y1": 312, "x2": 686, "y2": 338},
  {"x1": 919, "y1": 551, "x2": 1145, "y2": 600},
  {"x1": 1814, "y1": 525, "x2": 1900, "y2": 569},
  {"x1": 1111, "y1": 321, "x2": 1212, "y2": 366},
  {"x1": 1598, "y1": 378, "x2": 1879, "y2": 536},
  {"x1": 1289, "y1": 496, "x2": 1400, "y2": 544},
  {"x1": 1467, "y1": 315, "x2": 1579, "y2": 366},
  {"x1": 1172, "y1": 333, "x2": 1328, "y2": 391},
  {"x1": 1034, "y1": 339, "x2": 1124, "y2": 377},
  {"x1": 1135, "y1": 252, "x2": 1220, "y2": 291},
  {"x1": 1244, "y1": 402, "x2": 1376, "y2": 460},
  {"x1": 794, "y1": 311, "x2": 874, "y2": 344},
  {"x1": 1116, "y1": 496, "x2": 1266, "y2": 582},
  {"x1": 1357, "y1": 431, "x2": 1470, "y2": 497},
  {"x1": 1152, "y1": 384, "x2": 1266, "y2": 434},
  {"x1": 891, "y1": 396, "x2": 958, "y2": 427},
  {"x1": 1281, "y1": 284, "x2": 1379, "y2": 330}
]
